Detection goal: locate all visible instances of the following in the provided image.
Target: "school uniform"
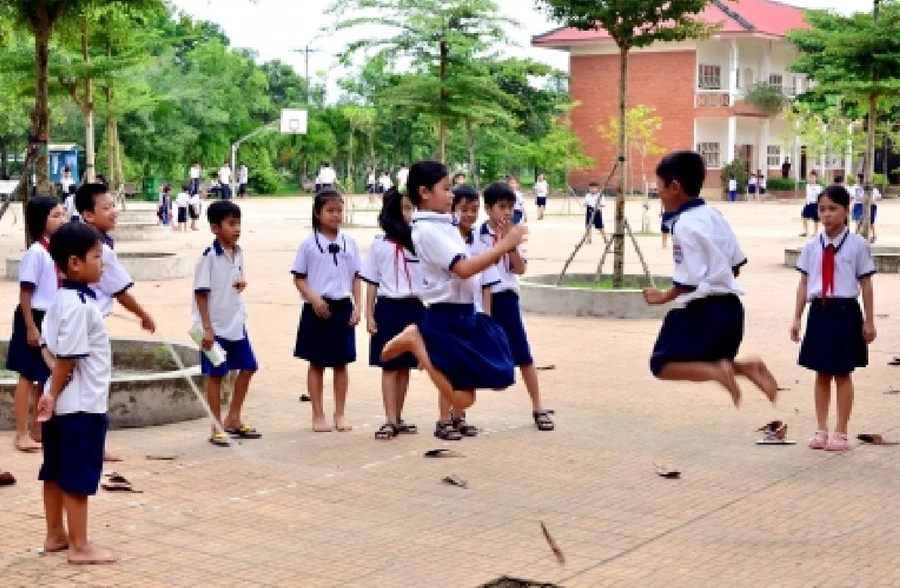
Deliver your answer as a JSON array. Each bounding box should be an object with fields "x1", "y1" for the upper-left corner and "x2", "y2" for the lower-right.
[
  {"x1": 366, "y1": 174, "x2": 376, "y2": 194},
  {"x1": 63, "y1": 194, "x2": 78, "y2": 222},
  {"x1": 758, "y1": 176, "x2": 767, "y2": 196},
  {"x1": 461, "y1": 227, "x2": 500, "y2": 315},
  {"x1": 748, "y1": 176, "x2": 757, "y2": 195},
  {"x1": 584, "y1": 192, "x2": 604, "y2": 229},
  {"x1": 218, "y1": 167, "x2": 232, "y2": 199},
  {"x1": 238, "y1": 166, "x2": 248, "y2": 196},
  {"x1": 478, "y1": 222, "x2": 533, "y2": 366},
  {"x1": 534, "y1": 180, "x2": 549, "y2": 207},
  {"x1": 291, "y1": 230, "x2": 360, "y2": 367},
  {"x1": 157, "y1": 193, "x2": 171, "y2": 225},
  {"x1": 175, "y1": 191, "x2": 190, "y2": 224},
  {"x1": 802, "y1": 183, "x2": 822, "y2": 221},
  {"x1": 188, "y1": 193, "x2": 201, "y2": 221},
  {"x1": 360, "y1": 235, "x2": 424, "y2": 370},
  {"x1": 512, "y1": 191, "x2": 525, "y2": 224},
  {"x1": 650, "y1": 199, "x2": 748, "y2": 376},
  {"x1": 661, "y1": 210, "x2": 675, "y2": 234},
  {"x1": 192, "y1": 240, "x2": 257, "y2": 377},
  {"x1": 190, "y1": 165, "x2": 201, "y2": 195},
  {"x1": 727, "y1": 178, "x2": 738, "y2": 202},
  {"x1": 39, "y1": 280, "x2": 111, "y2": 496},
  {"x1": 796, "y1": 229, "x2": 875, "y2": 375},
  {"x1": 5, "y1": 240, "x2": 58, "y2": 383},
  {"x1": 412, "y1": 211, "x2": 514, "y2": 390},
  {"x1": 318, "y1": 167, "x2": 337, "y2": 190},
  {"x1": 852, "y1": 185, "x2": 881, "y2": 223},
  {"x1": 90, "y1": 233, "x2": 134, "y2": 318}
]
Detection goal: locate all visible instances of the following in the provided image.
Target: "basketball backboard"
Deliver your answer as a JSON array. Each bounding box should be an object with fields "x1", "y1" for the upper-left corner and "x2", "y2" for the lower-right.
[{"x1": 280, "y1": 108, "x2": 308, "y2": 135}]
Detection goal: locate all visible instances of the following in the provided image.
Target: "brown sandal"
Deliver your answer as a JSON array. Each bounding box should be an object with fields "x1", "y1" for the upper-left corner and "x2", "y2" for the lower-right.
[
  {"x1": 533, "y1": 410, "x2": 555, "y2": 431},
  {"x1": 434, "y1": 420, "x2": 462, "y2": 441}
]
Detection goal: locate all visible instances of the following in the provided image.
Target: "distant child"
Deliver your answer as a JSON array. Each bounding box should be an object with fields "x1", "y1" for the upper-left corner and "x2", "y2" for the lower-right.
[
  {"x1": 747, "y1": 172, "x2": 757, "y2": 201},
  {"x1": 218, "y1": 162, "x2": 232, "y2": 200},
  {"x1": 800, "y1": 170, "x2": 822, "y2": 237},
  {"x1": 189, "y1": 161, "x2": 201, "y2": 195},
  {"x1": 193, "y1": 200, "x2": 260, "y2": 446},
  {"x1": 453, "y1": 172, "x2": 467, "y2": 187},
  {"x1": 366, "y1": 169, "x2": 376, "y2": 205},
  {"x1": 380, "y1": 161, "x2": 525, "y2": 415},
  {"x1": 157, "y1": 185, "x2": 171, "y2": 226},
  {"x1": 852, "y1": 173, "x2": 881, "y2": 243},
  {"x1": 534, "y1": 173, "x2": 549, "y2": 220},
  {"x1": 508, "y1": 175, "x2": 527, "y2": 224},
  {"x1": 396, "y1": 163, "x2": 410, "y2": 191},
  {"x1": 60, "y1": 166, "x2": 74, "y2": 199},
  {"x1": 188, "y1": 188, "x2": 202, "y2": 231},
  {"x1": 292, "y1": 190, "x2": 361, "y2": 432},
  {"x1": 37, "y1": 221, "x2": 118, "y2": 565},
  {"x1": 237, "y1": 163, "x2": 248, "y2": 199},
  {"x1": 791, "y1": 185, "x2": 875, "y2": 452},
  {"x1": 644, "y1": 151, "x2": 778, "y2": 407},
  {"x1": 209, "y1": 177, "x2": 222, "y2": 200},
  {"x1": 727, "y1": 175, "x2": 738, "y2": 202},
  {"x1": 174, "y1": 185, "x2": 190, "y2": 232},
  {"x1": 361, "y1": 189, "x2": 425, "y2": 440},
  {"x1": 5, "y1": 196, "x2": 65, "y2": 452},
  {"x1": 584, "y1": 182, "x2": 608, "y2": 245},
  {"x1": 378, "y1": 171, "x2": 392, "y2": 194},
  {"x1": 758, "y1": 172, "x2": 767, "y2": 200}
]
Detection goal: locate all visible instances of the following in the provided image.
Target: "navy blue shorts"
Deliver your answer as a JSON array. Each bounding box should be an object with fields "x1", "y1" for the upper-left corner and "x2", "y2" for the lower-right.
[
  {"x1": 650, "y1": 294, "x2": 744, "y2": 376},
  {"x1": 536, "y1": 196, "x2": 547, "y2": 207},
  {"x1": 39, "y1": 412, "x2": 108, "y2": 496},
  {"x1": 5, "y1": 306, "x2": 49, "y2": 383},
  {"x1": 512, "y1": 210, "x2": 524, "y2": 224},
  {"x1": 369, "y1": 297, "x2": 425, "y2": 370},
  {"x1": 419, "y1": 303, "x2": 514, "y2": 390},
  {"x1": 294, "y1": 298, "x2": 356, "y2": 367},
  {"x1": 871, "y1": 204, "x2": 878, "y2": 224},
  {"x1": 748, "y1": 185, "x2": 757, "y2": 194},
  {"x1": 585, "y1": 207, "x2": 604, "y2": 230},
  {"x1": 799, "y1": 298, "x2": 866, "y2": 375},
  {"x1": 177, "y1": 206, "x2": 187, "y2": 223},
  {"x1": 491, "y1": 291, "x2": 534, "y2": 366},
  {"x1": 801, "y1": 202, "x2": 819, "y2": 221},
  {"x1": 200, "y1": 330, "x2": 258, "y2": 377}
]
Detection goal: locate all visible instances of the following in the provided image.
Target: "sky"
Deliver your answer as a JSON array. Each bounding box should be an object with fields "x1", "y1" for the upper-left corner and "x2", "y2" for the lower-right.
[{"x1": 169, "y1": 0, "x2": 860, "y2": 99}]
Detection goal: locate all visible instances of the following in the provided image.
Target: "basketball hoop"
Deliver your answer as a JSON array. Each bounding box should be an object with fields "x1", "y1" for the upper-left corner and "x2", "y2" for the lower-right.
[{"x1": 280, "y1": 108, "x2": 308, "y2": 135}]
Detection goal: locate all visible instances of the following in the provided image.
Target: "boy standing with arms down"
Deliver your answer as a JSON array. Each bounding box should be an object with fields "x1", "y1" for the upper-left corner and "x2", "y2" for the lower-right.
[
  {"x1": 644, "y1": 151, "x2": 778, "y2": 406},
  {"x1": 37, "y1": 222, "x2": 118, "y2": 565},
  {"x1": 193, "y1": 201, "x2": 261, "y2": 446}
]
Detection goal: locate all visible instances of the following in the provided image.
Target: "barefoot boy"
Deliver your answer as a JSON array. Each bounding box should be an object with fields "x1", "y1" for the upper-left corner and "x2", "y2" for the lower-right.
[
  {"x1": 37, "y1": 221, "x2": 118, "y2": 565},
  {"x1": 643, "y1": 151, "x2": 778, "y2": 406},
  {"x1": 193, "y1": 201, "x2": 260, "y2": 446}
]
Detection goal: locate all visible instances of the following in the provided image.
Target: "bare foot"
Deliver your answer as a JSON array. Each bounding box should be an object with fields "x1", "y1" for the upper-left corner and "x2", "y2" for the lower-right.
[
  {"x1": 738, "y1": 358, "x2": 778, "y2": 403},
  {"x1": 714, "y1": 360, "x2": 742, "y2": 407},
  {"x1": 381, "y1": 325, "x2": 417, "y2": 362},
  {"x1": 67, "y1": 543, "x2": 119, "y2": 565},
  {"x1": 14, "y1": 433, "x2": 41, "y2": 453},
  {"x1": 103, "y1": 450, "x2": 123, "y2": 463},
  {"x1": 334, "y1": 415, "x2": 353, "y2": 432},
  {"x1": 44, "y1": 532, "x2": 69, "y2": 553},
  {"x1": 312, "y1": 418, "x2": 332, "y2": 433}
]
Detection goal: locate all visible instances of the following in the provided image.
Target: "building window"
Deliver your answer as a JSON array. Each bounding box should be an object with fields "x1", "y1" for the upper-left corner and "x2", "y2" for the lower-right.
[
  {"x1": 697, "y1": 142, "x2": 721, "y2": 168},
  {"x1": 768, "y1": 73, "x2": 783, "y2": 89},
  {"x1": 767, "y1": 145, "x2": 781, "y2": 167},
  {"x1": 698, "y1": 64, "x2": 722, "y2": 90}
]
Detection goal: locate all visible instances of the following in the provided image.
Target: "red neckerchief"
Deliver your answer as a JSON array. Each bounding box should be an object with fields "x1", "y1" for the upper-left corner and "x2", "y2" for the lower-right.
[
  {"x1": 38, "y1": 237, "x2": 63, "y2": 287},
  {"x1": 819, "y1": 230, "x2": 848, "y2": 303},
  {"x1": 385, "y1": 237, "x2": 412, "y2": 293}
]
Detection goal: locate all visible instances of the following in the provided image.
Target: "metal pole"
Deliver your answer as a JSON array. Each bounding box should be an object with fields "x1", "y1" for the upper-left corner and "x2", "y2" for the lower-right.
[{"x1": 291, "y1": 46, "x2": 321, "y2": 105}]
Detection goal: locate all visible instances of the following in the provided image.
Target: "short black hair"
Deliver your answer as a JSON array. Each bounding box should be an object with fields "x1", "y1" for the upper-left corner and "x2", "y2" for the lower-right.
[
  {"x1": 833, "y1": 175, "x2": 844, "y2": 184},
  {"x1": 74, "y1": 183, "x2": 111, "y2": 214},
  {"x1": 483, "y1": 181, "x2": 516, "y2": 207},
  {"x1": 655, "y1": 150, "x2": 706, "y2": 198},
  {"x1": 588, "y1": 181, "x2": 600, "y2": 188},
  {"x1": 25, "y1": 195, "x2": 61, "y2": 242},
  {"x1": 820, "y1": 185, "x2": 850, "y2": 208},
  {"x1": 207, "y1": 200, "x2": 241, "y2": 225},
  {"x1": 49, "y1": 221, "x2": 101, "y2": 274},
  {"x1": 452, "y1": 172, "x2": 466, "y2": 181},
  {"x1": 452, "y1": 185, "x2": 479, "y2": 210}
]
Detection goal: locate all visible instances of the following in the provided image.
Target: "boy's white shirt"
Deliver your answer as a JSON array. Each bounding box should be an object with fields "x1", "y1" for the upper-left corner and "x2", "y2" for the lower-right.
[
  {"x1": 175, "y1": 191, "x2": 190, "y2": 207},
  {"x1": 728, "y1": 179, "x2": 737, "y2": 190}
]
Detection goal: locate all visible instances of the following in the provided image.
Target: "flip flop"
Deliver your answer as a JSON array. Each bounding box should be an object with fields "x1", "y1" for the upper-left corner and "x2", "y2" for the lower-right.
[
  {"x1": 208, "y1": 432, "x2": 231, "y2": 447},
  {"x1": 441, "y1": 474, "x2": 468, "y2": 489},
  {"x1": 225, "y1": 425, "x2": 261, "y2": 439},
  {"x1": 0, "y1": 472, "x2": 15, "y2": 486},
  {"x1": 424, "y1": 448, "x2": 464, "y2": 458},
  {"x1": 654, "y1": 464, "x2": 681, "y2": 479},
  {"x1": 101, "y1": 483, "x2": 142, "y2": 493}
]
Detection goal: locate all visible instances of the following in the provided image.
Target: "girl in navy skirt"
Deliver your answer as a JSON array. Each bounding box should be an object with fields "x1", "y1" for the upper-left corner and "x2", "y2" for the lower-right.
[
  {"x1": 800, "y1": 171, "x2": 822, "y2": 237},
  {"x1": 292, "y1": 189, "x2": 362, "y2": 433},
  {"x1": 5, "y1": 196, "x2": 66, "y2": 452},
  {"x1": 852, "y1": 174, "x2": 881, "y2": 243},
  {"x1": 380, "y1": 161, "x2": 525, "y2": 414},
  {"x1": 361, "y1": 189, "x2": 425, "y2": 440},
  {"x1": 791, "y1": 185, "x2": 876, "y2": 452}
]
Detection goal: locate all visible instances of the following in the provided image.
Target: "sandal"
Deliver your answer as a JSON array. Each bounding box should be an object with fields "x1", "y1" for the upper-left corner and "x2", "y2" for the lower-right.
[
  {"x1": 375, "y1": 423, "x2": 398, "y2": 440},
  {"x1": 209, "y1": 432, "x2": 230, "y2": 447},
  {"x1": 0, "y1": 471, "x2": 15, "y2": 486},
  {"x1": 225, "y1": 424, "x2": 262, "y2": 439},
  {"x1": 808, "y1": 430, "x2": 828, "y2": 450},
  {"x1": 533, "y1": 410, "x2": 555, "y2": 431},
  {"x1": 434, "y1": 420, "x2": 462, "y2": 441},
  {"x1": 452, "y1": 411, "x2": 478, "y2": 437},
  {"x1": 825, "y1": 432, "x2": 852, "y2": 452},
  {"x1": 396, "y1": 419, "x2": 418, "y2": 435}
]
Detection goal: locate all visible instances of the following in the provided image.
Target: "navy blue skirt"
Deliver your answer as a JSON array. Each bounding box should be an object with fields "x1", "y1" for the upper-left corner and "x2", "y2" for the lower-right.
[
  {"x1": 801, "y1": 202, "x2": 819, "y2": 221},
  {"x1": 370, "y1": 296, "x2": 425, "y2": 370},
  {"x1": 5, "y1": 306, "x2": 49, "y2": 383},
  {"x1": 650, "y1": 294, "x2": 744, "y2": 376},
  {"x1": 294, "y1": 298, "x2": 356, "y2": 367},
  {"x1": 491, "y1": 291, "x2": 533, "y2": 366},
  {"x1": 585, "y1": 207, "x2": 604, "y2": 230},
  {"x1": 799, "y1": 298, "x2": 866, "y2": 375},
  {"x1": 419, "y1": 303, "x2": 514, "y2": 390}
]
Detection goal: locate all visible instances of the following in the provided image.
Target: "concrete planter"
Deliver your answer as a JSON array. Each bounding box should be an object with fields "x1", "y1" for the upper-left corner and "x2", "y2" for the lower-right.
[
  {"x1": 519, "y1": 273, "x2": 671, "y2": 319},
  {"x1": 0, "y1": 338, "x2": 223, "y2": 430},
  {"x1": 785, "y1": 246, "x2": 900, "y2": 273},
  {"x1": 6, "y1": 251, "x2": 189, "y2": 281}
]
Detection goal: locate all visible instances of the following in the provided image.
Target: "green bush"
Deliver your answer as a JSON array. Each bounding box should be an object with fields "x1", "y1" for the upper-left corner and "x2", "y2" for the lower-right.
[
  {"x1": 766, "y1": 177, "x2": 806, "y2": 191},
  {"x1": 720, "y1": 158, "x2": 749, "y2": 194}
]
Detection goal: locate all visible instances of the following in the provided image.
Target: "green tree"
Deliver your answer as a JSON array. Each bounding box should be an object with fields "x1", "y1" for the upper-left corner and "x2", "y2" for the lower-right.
[{"x1": 536, "y1": 0, "x2": 716, "y2": 287}]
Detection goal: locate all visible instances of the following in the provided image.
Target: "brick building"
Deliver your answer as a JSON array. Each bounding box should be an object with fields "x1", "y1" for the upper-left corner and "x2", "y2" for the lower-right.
[{"x1": 533, "y1": 0, "x2": 816, "y2": 193}]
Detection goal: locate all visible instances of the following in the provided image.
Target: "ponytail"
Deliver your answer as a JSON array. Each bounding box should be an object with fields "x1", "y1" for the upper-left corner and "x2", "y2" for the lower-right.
[{"x1": 379, "y1": 188, "x2": 414, "y2": 253}]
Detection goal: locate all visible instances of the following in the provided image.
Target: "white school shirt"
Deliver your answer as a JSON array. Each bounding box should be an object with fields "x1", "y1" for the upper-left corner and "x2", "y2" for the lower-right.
[
  {"x1": 175, "y1": 191, "x2": 190, "y2": 208},
  {"x1": 748, "y1": 176, "x2": 757, "y2": 187},
  {"x1": 669, "y1": 199, "x2": 747, "y2": 306},
  {"x1": 584, "y1": 192, "x2": 603, "y2": 208},
  {"x1": 367, "y1": 173, "x2": 375, "y2": 186},
  {"x1": 318, "y1": 166, "x2": 337, "y2": 185},
  {"x1": 462, "y1": 228, "x2": 501, "y2": 313},
  {"x1": 411, "y1": 211, "x2": 477, "y2": 306},
  {"x1": 855, "y1": 185, "x2": 882, "y2": 203},
  {"x1": 42, "y1": 282, "x2": 111, "y2": 415},
  {"x1": 191, "y1": 240, "x2": 247, "y2": 341},
  {"x1": 239, "y1": 166, "x2": 248, "y2": 184},
  {"x1": 291, "y1": 231, "x2": 360, "y2": 301},
  {"x1": 397, "y1": 167, "x2": 409, "y2": 187},
  {"x1": 796, "y1": 229, "x2": 875, "y2": 301},
  {"x1": 190, "y1": 166, "x2": 201, "y2": 180},
  {"x1": 18, "y1": 241, "x2": 58, "y2": 311},
  {"x1": 477, "y1": 221, "x2": 524, "y2": 295},
  {"x1": 60, "y1": 176, "x2": 74, "y2": 194},
  {"x1": 728, "y1": 178, "x2": 737, "y2": 191},
  {"x1": 513, "y1": 191, "x2": 525, "y2": 212},
  {"x1": 379, "y1": 175, "x2": 393, "y2": 191},
  {"x1": 359, "y1": 235, "x2": 420, "y2": 299},
  {"x1": 218, "y1": 166, "x2": 231, "y2": 185},
  {"x1": 759, "y1": 176, "x2": 767, "y2": 189},
  {"x1": 63, "y1": 194, "x2": 75, "y2": 216},
  {"x1": 805, "y1": 183, "x2": 823, "y2": 204},
  {"x1": 90, "y1": 234, "x2": 134, "y2": 317},
  {"x1": 188, "y1": 193, "x2": 201, "y2": 210},
  {"x1": 534, "y1": 180, "x2": 548, "y2": 198}
]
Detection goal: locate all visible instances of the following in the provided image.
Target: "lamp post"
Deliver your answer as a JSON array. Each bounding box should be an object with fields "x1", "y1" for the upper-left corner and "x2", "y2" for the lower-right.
[{"x1": 291, "y1": 46, "x2": 321, "y2": 105}]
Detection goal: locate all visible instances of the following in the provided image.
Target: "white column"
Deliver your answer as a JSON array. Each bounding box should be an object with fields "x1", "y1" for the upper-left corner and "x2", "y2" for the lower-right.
[
  {"x1": 726, "y1": 116, "x2": 737, "y2": 164},
  {"x1": 763, "y1": 40, "x2": 772, "y2": 86},
  {"x1": 729, "y1": 40, "x2": 740, "y2": 101},
  {"x1": 844, "y1": 122, "x2": 854, "y2": 177},
  {"x1": 794, "y1": 136, "x2": 801, "y2": 183},
  {"x1": 759, "y1": 119, "x2": 770, "y2": 174}
]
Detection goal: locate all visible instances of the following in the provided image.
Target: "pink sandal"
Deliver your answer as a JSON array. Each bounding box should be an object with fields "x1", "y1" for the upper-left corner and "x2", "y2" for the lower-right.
[
  {"x1": 825, "y1": 432, "x2": 851, "y2": 452},
  {"x1": 808, "y1": 430, "x2": 828, "y2": 450}
]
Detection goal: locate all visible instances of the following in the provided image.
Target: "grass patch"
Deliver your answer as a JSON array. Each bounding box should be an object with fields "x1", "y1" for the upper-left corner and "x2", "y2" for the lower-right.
[
  {"x1": 563, "y1": 278, "x2": 673, "y2": 290},
  {"x1": 0, "y1": 368, "x2": 18, "y2": 379}
]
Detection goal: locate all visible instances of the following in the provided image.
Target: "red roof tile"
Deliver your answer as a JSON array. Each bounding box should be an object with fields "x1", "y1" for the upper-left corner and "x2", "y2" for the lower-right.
[{"x1": 532, "y1": 0, "x2": 808, "y2": 47}]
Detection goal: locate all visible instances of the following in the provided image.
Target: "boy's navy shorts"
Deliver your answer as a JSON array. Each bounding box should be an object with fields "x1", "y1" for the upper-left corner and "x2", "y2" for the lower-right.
[
  {"x1": 650, "y1": 294, "x2": 744, "y2": 376},
  {"x1": 200, "y1": 330, "x2": 258, "y2": 377},
  {"x1": 39, "y1": 412, "x2": 108, "y2": 495}
]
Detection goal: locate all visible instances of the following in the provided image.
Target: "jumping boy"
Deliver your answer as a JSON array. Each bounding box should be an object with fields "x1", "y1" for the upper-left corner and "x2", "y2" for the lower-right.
[
  {"x1": 478, "y1": 182, "x2": 554, "y2": 431},
  {"x1": 643, "y1": 151, "x2": 778, "y2": 407},
  {"x1": 193, "y1": 200, "x2": 260, "y2": 446},
  {"x1": 37, "y1": 221, "x2": 118, "y2": 565}
]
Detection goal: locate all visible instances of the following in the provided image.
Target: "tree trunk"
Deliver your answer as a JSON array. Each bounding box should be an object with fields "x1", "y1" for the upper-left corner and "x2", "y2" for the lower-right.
[
  {"x1": 106, "y1": 116, "x2": 115, "y2": 187},
  {"x1": 81, "y1": 18, "x2": 96, "y2": 183},
  {"x1": 438, "y1": 40, "x2": 448, "y2": 163},
  {"x1": 347, "y1": 127, "x2": 355, "y2": 192},
  {"x1": 30, "y1": 7, "x2": 53, "y2": 199},
  {"x1": 1, "y1": 139, "x2": 8, "y2": 178},
  {"x1": 113, "y1": 118, "x2": 124, "y2": 187},
  {"x1": 861, "y1": 92, "x2": 877, "y2": 240},
  {"x1": 465, "y1": 118, "x2": 478, "y2": 190},
  {"x1": 613, "y1": 47, "x2": 629, "y2": 288}
]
